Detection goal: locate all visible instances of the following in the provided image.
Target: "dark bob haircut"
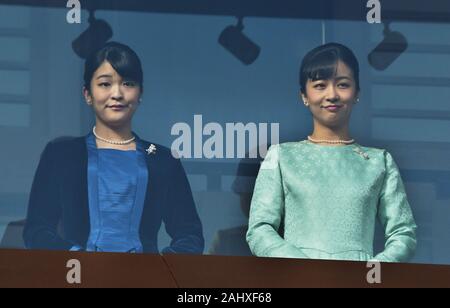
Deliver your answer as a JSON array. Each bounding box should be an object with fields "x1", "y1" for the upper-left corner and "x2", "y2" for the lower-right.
[
  {"x1": 299, "y1": 42, "x2": 360, "y2": 94},
  {"x1": 84, "y1": 41, "x2": 143, "y2": 92}
]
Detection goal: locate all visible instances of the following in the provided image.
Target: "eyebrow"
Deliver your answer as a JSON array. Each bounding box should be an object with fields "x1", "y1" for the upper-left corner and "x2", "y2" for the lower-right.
[
  {"x1": 96, "y1": 74, "x2": 113, "y2": 80},
  {"x1": 335, "y1": 76, "x2": 352, "y2": 81},
  {"x1": 311, "y1": 76, "x2": 352, "y2": 82}
]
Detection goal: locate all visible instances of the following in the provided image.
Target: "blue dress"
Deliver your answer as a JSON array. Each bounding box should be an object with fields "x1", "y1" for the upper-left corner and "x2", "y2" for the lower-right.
[{"x1": 82, "y1": 133, "x2": 149, "y2": 253}]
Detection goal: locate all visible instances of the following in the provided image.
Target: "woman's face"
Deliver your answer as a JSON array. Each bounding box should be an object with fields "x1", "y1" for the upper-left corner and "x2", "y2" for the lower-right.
[
  {"x1": 301, "y1": 60, "x2": 358, "y2": 129},
  {"x1": 83, "y1": 61, "x2": 141, "y2": 128}
]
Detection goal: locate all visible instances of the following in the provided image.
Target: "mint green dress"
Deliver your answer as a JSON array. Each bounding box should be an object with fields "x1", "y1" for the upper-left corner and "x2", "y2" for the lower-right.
[{"x1": 246, "y1": 141, "x2": 417, "y2": 262}]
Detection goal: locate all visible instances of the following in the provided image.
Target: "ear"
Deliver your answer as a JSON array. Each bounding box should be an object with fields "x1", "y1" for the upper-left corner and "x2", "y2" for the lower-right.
[
  {"x1": 83, "y1": 87, "x2": 92, "y2": 105},
  {"x1": 300, "y1": 91, "x2": 308, "y2": 106},
  {"x1": 354, "y1": 89, "x2": 361, "y2": 104}
]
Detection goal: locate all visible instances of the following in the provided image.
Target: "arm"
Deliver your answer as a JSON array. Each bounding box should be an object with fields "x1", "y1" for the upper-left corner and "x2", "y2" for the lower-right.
[
  {"x1": 372, "y1": 151, "x2": 417, "y2": 263},
  {"x1": 246, "y1": 145, "x2": 309, "y2": 259},
  {"x1": 23, "y1": 142, "x2": 74, "y2": 250},
  {"x1": 162, "y1": 158, "x2": 204, "y2": 254}
]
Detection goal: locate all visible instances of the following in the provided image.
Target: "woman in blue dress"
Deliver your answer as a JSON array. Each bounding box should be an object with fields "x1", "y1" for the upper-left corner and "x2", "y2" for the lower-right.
[
  {"x1": 246, "y1": 43, "x2": 417, "y2": 262},
  {"x1": 24, "y1": 42, "x2": 204, "y2": 254}
]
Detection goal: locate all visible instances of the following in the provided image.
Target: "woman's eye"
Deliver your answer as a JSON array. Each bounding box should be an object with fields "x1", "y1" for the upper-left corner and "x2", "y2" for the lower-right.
[
  {"x1": 123, "y1": 81, "x2": 136, "y2": 87},
  {"x1": 98, "y1": 82, "x2": 111, "y2": 87},
  {"x1": 314, "y1": 83, "x2": 326, "y2": 89},
  {"x1": 338, "y1": 83, "x2": 350, "y2": 88}
]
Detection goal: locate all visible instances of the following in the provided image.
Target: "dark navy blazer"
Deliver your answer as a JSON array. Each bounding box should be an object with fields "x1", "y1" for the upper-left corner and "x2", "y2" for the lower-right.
[{"x1": 23, "y1": 134, "x2": 204, "y2": 254}]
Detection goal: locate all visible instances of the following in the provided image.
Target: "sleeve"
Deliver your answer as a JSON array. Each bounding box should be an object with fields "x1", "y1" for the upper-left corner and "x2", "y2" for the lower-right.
[
  {"x1": 161, "y1": 157, "x2": 204, "y2": 254},
  {"x1": 246, "y1": 145, "x2": 309, "y2": 259},
  {"x1": 70, "y1": 245, "x2": 84, "y2": 252},
  {"x1": 372, "y1": 151, "x2": 417, "y2": 263},
  {"x1": 23, "y1": 142, "x2": 74, "y2": 250}
]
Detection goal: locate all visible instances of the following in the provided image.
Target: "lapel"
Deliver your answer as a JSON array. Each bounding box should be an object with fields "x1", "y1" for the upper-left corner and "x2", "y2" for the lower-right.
[
  {"x1": 61, "y1": 137, "x2": 90, "y2": 239},
  {"x1": 134, "y1": 134, "x2": 166, "y2": 211}
]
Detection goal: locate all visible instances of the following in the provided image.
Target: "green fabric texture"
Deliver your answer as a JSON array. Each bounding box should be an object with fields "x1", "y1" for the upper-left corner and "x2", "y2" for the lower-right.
[{"x1": 247, "y1": 141, "x2": 417, "y2": 262}]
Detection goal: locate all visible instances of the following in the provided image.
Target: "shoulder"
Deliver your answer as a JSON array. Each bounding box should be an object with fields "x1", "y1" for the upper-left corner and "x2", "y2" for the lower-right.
[
  {"x1": 42, "y1": 135, "x2": 86, "y2": 156},
  {"x1": 355, "y1": 144, "x2": 394, "y2": 161},
  {"x1": 260, "y1": 142, "x2": 300, "y2": 169},
  {"x1": 354, "y1": 144, "x2": 385, "y2": 154},
  {"x1": 48, "y1": 136, "x2": 85, "y2": 147},
  {"x1": 267, "y1": 141, "x2": 310, "y2": 158},
  {"x1": 262, "y1": 142, "x2": 307, "y2": 162},
  {"x1": 354, "y1": 145, "x2": 400, "y2": 172},
  {"x1": 138, "y1": 139, "x2": 183, "y2": 169},
  {"x1": 278, "y1": 141, "x2": 305, "y2": 152},
  {"x1": 265, "y1": 142, "x2": 301, "y2": 153},
  {"x1": 272, "y1": 142, "x2": 395, "y2": 162},
  {"x1": 139, "y1": 139, "x2": 173, "y2": 159}
]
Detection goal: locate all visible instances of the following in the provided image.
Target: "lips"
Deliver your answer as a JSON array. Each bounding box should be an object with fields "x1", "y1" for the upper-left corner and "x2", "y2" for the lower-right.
[
  {"x1": 108, "y1": 104, "x2": 128, "y2": 110},
  {"x1": 323, "y1": 105, "x2": 342, "y2": 112}
]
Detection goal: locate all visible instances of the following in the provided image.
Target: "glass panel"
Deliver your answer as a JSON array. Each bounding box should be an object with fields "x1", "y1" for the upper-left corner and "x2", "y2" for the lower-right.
[
  {"x1": 0, "y1": 103, "x2": 30, "y2": 127},
  {"x1": 0, "y1": 5, "x2": 30, "y2": 28},
  {"x1": 372, "y1": 117, "x2": 450, "y2": 142},
  {"x1": 370, "y1": 22, "x2": 450, "y2": 46},
  {"x1": 0, "y1": 37, "x2": 30, "y2": 63},
  {"x1": 370, "y1": 53, "x2": 450, "y2": 78},
  {"x1": 372, "y1": 85, "x2": 450, "y2": 111},
  {"x1": 0, "y1": 70, "x2": 30, "y2": 96}
]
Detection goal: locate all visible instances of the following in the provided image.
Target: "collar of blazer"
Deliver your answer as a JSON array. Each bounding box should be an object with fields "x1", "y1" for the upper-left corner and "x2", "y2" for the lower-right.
[{"x1": 98, "y1": 132, "x2": 158, "y2": 157}]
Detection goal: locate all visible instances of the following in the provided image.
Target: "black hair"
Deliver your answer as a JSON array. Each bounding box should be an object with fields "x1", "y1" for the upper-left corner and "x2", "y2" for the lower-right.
[
  {"x1": 84, "y1": 41, "x2": 143, "y2": 92},
  {"x1": 299, "y1": 42, "x2": 360, "y2": 94}
]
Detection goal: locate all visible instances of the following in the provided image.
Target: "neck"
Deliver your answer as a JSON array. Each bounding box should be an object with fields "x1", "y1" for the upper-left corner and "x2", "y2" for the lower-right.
[
  {"x1": 310, "y1": 121, "x2": 351, "y2": 141},
  {"x1": 94, "y1": 121, "x2": 133, "y2": 141}
]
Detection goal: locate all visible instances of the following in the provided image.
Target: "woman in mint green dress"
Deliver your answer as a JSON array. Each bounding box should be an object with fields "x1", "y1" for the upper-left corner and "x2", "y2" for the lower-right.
[{"x1": 246, "y1": 43, "x2": 417, "y2": 262}]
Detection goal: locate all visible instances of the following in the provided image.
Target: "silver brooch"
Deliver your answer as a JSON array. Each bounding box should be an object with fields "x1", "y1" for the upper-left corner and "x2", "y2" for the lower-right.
[
  {"x1": 146, "y1": 144, "x2": 157, "y2": 155},
  {"x1": 353, "y1": 147, "x2": 370, "y2": 160}
]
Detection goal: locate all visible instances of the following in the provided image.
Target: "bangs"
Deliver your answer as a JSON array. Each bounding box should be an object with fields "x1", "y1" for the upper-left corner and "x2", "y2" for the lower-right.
[
  {"x1": 299, "y1": 43, "x2": 360, "y2": 94},
  {"x1": 304, "y1": 50, "x2": 339, "y2": 82},
  {"x1": 105, "y1": 49, "x2": 142, "y2": 83},
  {"x1": 84, "y1": 42, "x2": 144, "y2": 92}
]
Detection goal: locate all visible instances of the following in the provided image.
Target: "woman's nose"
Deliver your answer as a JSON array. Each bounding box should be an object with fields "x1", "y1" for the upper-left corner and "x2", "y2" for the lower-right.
[
  {"x1": 326, "y1": 86, "x2": 340, "y2": 102},
  {"x1": 111, "y1": 84, "x2": 124, "y2": 100}
]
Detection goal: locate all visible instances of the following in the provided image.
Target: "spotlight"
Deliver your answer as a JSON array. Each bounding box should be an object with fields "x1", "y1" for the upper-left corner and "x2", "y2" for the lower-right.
[
  {"x1": 72, "y1": 10, "x2": 113, "y2": 59},
  {"x1": 368, "y1": 22, "x2": 408, "y2": 71},
  {"x1": 219, "y1": 17, "x2": 261, "y2": 65}
]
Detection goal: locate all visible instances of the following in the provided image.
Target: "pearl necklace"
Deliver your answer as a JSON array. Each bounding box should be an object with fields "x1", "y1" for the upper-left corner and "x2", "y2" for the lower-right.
[
  {"x1": 307, "y1": 135, "x2": 355, "y2": 145},
  {"x1": 93, "y1": 126, "x2": 135, "y2": 145}
]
